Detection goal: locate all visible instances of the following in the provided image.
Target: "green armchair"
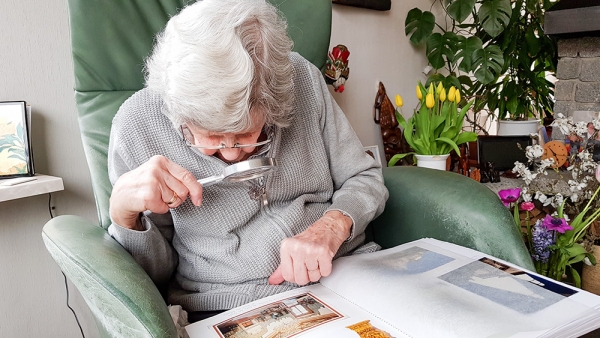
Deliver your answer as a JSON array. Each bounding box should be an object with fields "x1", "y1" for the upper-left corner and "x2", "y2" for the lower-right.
[{"x1": 42, "y1": 1, "x2": 533, "y2": 337}]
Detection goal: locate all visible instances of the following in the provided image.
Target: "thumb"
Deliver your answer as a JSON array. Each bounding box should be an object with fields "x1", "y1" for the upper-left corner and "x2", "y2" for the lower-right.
[{"x1": 268, "y1": 265, "x2": 285, "y2": 285}]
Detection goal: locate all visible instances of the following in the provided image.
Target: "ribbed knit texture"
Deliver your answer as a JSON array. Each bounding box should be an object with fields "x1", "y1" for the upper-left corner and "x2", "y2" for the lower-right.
[{"x1": 107, "y1": 53, "x2": 388, "y2": 311}]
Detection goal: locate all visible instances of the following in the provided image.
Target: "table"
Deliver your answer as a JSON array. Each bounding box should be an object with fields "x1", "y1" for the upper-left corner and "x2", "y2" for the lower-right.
[{"x1": 0, "y1": 174, "x2": 64, "y2": 202}]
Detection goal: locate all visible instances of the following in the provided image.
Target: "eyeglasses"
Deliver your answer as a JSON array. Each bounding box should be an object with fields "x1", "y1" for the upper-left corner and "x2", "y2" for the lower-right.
[{"x1": 181, "y1": 125, "x2": 271, "y2": 150}]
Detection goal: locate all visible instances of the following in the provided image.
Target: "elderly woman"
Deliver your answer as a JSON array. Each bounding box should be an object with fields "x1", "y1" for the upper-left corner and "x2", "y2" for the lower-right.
[{"x1": 107, "y1": 0, "x2": 387, "y2": 317}]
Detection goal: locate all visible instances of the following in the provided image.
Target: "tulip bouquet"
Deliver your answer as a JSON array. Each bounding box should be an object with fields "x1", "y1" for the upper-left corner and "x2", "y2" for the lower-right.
[
  {"x1": 498, "y1": 165, "x2": 600, "y2": 287},
  {"x1": 388, "y1": 82, "x2": 478, "y2": 166}
]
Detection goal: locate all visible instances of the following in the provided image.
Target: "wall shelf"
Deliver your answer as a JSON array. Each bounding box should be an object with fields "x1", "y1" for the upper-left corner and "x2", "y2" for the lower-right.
[{"x1": 0, "y1": 175, "x2": 64, "y2": 202}]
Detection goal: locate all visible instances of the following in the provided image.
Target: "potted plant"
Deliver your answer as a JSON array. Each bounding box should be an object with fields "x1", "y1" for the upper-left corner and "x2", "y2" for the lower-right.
[
  {"x1": 388, "y1": 82, "x2": 478, "y2": 170},
  {"x1": 404, "y1": 0, "x2": 558, "y2": 135}
]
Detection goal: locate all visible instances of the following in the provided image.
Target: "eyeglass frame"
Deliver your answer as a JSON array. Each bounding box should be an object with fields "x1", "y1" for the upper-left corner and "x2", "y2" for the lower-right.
[{"x1": 180, "y1": 124, "x2": 272, "y2": 150}]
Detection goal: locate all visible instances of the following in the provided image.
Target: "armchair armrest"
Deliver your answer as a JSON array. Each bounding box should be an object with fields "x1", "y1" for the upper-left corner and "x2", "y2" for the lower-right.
[
  {"x1": 42, "y1": 215, "x2": 177, "y2": 338},
  {"x1": 369, "y1": 166, "x2": 535, "y2": 271}
]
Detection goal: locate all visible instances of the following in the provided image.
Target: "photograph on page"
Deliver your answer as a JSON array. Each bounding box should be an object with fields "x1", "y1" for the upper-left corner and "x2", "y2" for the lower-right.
[{"x1": 210, "y1": 292, "x2": 343, "y2": 338}]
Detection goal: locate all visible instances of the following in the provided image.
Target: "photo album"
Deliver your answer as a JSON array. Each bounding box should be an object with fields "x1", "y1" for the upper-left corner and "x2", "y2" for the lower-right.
[{"x1": 186, "y1": 238, "x2": 600, "y2": 338}]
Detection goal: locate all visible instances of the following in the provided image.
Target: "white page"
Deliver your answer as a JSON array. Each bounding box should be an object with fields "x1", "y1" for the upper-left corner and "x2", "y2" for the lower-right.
[
  {"x1": 320, "y1": 239, "x2": 599, "y2": 338},
  {"x1": 186, "y1": 284, "x2": 410, "y2": 338}
]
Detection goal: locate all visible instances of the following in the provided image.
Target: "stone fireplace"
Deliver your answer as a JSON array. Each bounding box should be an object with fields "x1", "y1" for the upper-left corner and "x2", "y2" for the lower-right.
[{"x1": 545, "y1": 1, "x2": 600, "y2": 140}]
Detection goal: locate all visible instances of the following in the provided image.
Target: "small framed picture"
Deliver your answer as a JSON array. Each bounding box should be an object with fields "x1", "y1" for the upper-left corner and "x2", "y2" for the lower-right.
[
  {"x1": 0, "y1": 101, "x2": 34, "y2": 178},
  {"x1": 363, "y1": 145, "x2": 382, "y2": 167},
  {"x1": 332, "y1": 0, "x2": 391, "y2": 11}
]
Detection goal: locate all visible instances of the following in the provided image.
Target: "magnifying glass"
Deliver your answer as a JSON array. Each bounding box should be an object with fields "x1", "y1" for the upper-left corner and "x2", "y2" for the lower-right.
[{"x1": 197, "y1": 157, "x2": 278, "y2": 187}]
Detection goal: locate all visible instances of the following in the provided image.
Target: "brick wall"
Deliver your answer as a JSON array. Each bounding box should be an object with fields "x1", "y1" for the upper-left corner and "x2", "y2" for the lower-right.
[{"x1": 554, "y1": 37, "x2": 600, "y2": 117}]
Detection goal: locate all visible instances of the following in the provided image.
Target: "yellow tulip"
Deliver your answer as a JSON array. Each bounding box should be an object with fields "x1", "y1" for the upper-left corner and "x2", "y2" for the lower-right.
[
  {"x1": 426, "y1": 93, "x2": 435, "y2": 108},
  {"x1": 455, "y1": 89, "x2": 461, "y2": 103},
  {"x1": 395, "y1": 94, "x2": 403, "y2": 107},
  {"x1": 439, "y1": 88, "x2": 447, "y2": 102},
  {"x1": 416, "y1": 85, "x2": 422, "y2": 100},
  {"x1": 436, "y1": 82, "x2": 444, "y2": 95},
  {"x1": 448, "y1": 86, "x2": 456, "y2": 102},
  {"x1": 428, "y1": 83, "x2": 434, "y2": 96}
]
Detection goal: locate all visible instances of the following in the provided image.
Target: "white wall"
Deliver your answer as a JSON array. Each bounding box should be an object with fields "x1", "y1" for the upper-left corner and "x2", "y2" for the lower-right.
[
  {"x1": 0, "y1": 1, "x2": 430, "y2": 337},
  {"x1": 329, "y1": 2, "x2": 440, "y2": 159},
  {"x1": 0, "y1": 0, "x2": 99, "y2": 337}
]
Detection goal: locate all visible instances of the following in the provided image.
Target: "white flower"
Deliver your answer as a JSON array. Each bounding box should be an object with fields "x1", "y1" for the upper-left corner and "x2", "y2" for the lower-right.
[
  {"x1": 538, "y1": 159, "x2": 555, "y2": 173},
  {"x1": 521, "y1": 187, "x2": 532, "y2": 202},
  {"x1": 525, "y1": 145, "x2": 544, "y2": 160},
  {"x1": 551, "y1": 115, "x2": 574, "y2": 135},
  {"x1": 575, "y1": 121, "x2": 588, "y2": 137},
  {"x1": 571, "y1": 193, "x2": 579, "y2": 203},
  {"x1": 535, "y1": 191, "x2": 548, "y2": 204},
  {"x1": 551, "y1": 193, "x2": 564, "y2": 208},
  {"x1": 593, "y1": 117, "x2": 600, "y2": 131},
  {"x1": 585, "y1": 257, "x2": 593, "y2": 266},
  {"x1": 568, "y1": 179, "x2": 587, "y2": 191}
]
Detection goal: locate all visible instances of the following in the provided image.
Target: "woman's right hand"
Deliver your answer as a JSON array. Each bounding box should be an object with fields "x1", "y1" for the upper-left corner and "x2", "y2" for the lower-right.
[{"x1": 109, "y1": 155, "x2": 203, "y2": 230}]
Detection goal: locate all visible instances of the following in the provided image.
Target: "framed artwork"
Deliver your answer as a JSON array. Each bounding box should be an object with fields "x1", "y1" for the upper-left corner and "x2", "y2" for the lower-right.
[
  {"x1": 332, "y1": 0, "x2": 391, "y2": 11},
  {"x1": 0, "y1": 101, "x2": 34, "y2": 178}
]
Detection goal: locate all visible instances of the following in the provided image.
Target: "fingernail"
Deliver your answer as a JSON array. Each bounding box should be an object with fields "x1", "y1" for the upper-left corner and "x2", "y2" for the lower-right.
[{"x1": 196, "y1": 198, "x2": 202, "y2": 206}]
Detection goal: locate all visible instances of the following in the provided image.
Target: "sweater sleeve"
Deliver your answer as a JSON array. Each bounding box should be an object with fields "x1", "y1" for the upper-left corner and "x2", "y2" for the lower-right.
[
  {"x1": 309, "y1": 65, "x2": 389, "y2": 241},
  {"x1": 106, "y1": 121, "x2": 178, "y2": 287}
]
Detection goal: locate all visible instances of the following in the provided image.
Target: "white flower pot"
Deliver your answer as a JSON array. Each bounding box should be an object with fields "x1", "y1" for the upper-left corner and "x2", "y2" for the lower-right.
[
  {"x1": 415, "y1": 154, "x2": 449, "y2": 171},
  {"x1": 497, "y1": 119, "x2": 540, "y2": 136}
]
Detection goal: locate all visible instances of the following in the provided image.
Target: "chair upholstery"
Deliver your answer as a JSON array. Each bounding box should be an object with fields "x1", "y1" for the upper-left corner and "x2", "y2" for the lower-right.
[{"x1": 42, "y1": 1, "x2": 533, "y2": 337}]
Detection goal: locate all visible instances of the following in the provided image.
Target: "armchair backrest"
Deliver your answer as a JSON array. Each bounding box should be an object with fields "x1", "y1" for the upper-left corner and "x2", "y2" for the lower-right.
[{"x1": 69, "y1": 0, "x2": 332, "y2": 228}]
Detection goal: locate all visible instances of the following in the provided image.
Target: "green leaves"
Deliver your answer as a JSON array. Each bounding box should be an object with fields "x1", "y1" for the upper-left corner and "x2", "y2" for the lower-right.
[
  {"x1": 455, "y1": 36, "x2": 482, "y2": 73},
  {"x1": 426, "y1": 32, "x2": 458, "y2": 69},
  {"x1": 447, "y1": 0, "x2": 477, "y2": 23},
  {"x1": 405, "y1": 9, "x2": 435, "y2": 45},
  {"x1": 472, "y1": 45, "x2": 504, "y2": 84},
  {"x1": 478, "y1": 0, "x2": 512, "y2": 37},
  {"x1": 387, "y1": 81, "x2": 477, "y2": 167},
  {"x1": 403, "y1": 0, "x2": 556, "y2": 122}
]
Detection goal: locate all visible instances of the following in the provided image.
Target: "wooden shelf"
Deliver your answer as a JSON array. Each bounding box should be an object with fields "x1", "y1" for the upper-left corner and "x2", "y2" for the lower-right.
[{"x1": 0, "y1": 175, "x2": 64, "y2": 202}]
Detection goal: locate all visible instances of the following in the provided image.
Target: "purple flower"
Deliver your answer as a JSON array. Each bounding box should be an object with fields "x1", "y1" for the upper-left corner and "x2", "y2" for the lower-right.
[
  {"x1": 520, "y1": 201, "x2": 535, "y2": 211},
  {"x1": 498, "y1": 188, "x2": 521, "y2": 207},
  {"x1": 541, "y1": 215, "x2": 573, "y2": 234},
  {"x1": 531, "y1": 220, "x2": 555, "y2": 263}
]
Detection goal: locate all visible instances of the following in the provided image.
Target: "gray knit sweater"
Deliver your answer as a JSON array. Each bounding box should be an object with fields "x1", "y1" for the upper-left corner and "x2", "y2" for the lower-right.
[{"x1": 107, "y1": 53, "x2": 388, "y2": 311}]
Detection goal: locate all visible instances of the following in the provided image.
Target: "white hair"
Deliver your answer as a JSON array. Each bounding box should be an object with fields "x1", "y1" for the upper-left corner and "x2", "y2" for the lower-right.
[{"x1": 145, "y1": 0, "x2": 294, "y2": 132}]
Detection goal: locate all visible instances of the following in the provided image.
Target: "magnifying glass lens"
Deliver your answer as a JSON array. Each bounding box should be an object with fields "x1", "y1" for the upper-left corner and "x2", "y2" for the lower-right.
[{"x1": 227, "y1": 167, "x2": 273, "y2": 182}]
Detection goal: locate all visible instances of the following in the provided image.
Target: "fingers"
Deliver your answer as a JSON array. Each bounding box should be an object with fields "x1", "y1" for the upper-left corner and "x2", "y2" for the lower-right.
[
  {"x1": 268, "y1": 265, "x2": 285, "y2": 285},
  {"x1": 162, "y1": 157, "x2": 203, "y2": 206},
  {"x1": 280, "y1": 249, "x2": 295, "y2": 283},
  {"x1": 110, "y1": 155, "x2": 203, "y2": 222},
  {"x1": 307, "y1": 268, "x2": 322, "y2": 283},
  {"x1": 293, "y1": 260, "x2": 310, "y2": 286},
  {"x1": 317, "y1": 258, "x2": 333, "y2": 278},
  {"x1": 276, "y1": 237, "x2": 334, "y2": 286}
]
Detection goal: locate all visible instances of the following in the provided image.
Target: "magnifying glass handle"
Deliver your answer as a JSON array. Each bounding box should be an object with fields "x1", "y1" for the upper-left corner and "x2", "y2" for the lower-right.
[{"x1": 197, "y1": 175, "x2": 224, "y2": 187}]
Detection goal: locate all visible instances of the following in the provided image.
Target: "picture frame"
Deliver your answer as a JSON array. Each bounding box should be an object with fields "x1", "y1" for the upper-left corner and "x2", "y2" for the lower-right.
[
  {"x1": 332, "y1": 0, "x2": 391, "y2": 11},
  {"x1": 0, "y1": 101, "x2": 34, "y2": 178}
]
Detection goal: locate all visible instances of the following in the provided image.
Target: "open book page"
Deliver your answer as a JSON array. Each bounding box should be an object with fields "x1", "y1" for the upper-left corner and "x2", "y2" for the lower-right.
[
  {"x1": 320, "y1": 238, "x2": 600, "y2": 338},
  {"x1": 185, "y1": 283, "x2": 410, "y2": 338}
]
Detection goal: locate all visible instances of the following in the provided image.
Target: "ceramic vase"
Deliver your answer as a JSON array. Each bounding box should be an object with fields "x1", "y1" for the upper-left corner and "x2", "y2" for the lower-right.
[
  {"x1": 497, "y1": 119, "x2": 541, "y2": 136},
  {"x1": 415, "y1": 154, "x2": 449, "y2": 171}
]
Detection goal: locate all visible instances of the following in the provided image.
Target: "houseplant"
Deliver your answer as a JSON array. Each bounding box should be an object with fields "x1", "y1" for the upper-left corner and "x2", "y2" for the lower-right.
[
  {"x1": 499, "y1": 114, "x2": 600, "y2": 287},
  {"x1": 388, "y1": 82, "x2": 478, "y2": 169},
  {"x1": 404, "y1": 0, "x2": 558, "y2": 133}
]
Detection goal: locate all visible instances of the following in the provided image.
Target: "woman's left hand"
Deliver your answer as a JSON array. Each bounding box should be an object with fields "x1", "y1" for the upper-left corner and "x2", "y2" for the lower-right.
[{"x1": 268, "y1": 211, "x2": 352, "y2": 286}]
